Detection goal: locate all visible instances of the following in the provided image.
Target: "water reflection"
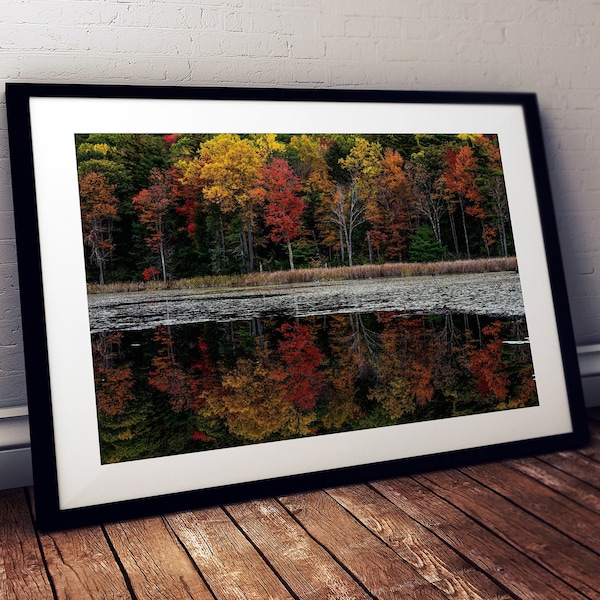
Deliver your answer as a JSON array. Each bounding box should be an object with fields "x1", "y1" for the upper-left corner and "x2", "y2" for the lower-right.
[{"x1": 94, "y1": 311, "x2": 538, "y2": 464}]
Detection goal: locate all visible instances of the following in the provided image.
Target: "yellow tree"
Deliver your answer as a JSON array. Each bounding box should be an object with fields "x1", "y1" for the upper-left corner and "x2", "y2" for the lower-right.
[
  {"x1": 204, "y1": 345, "x2": 315, "y2": 443},
  {"x1": 289, "y1": 134, "x2": 336, "y2": 263},
  {"x1": 335, "y1": 137, "x2": 382, "y2": 266},
  {"x1": 198, "y1": 134, "x2": 267, "y2": 273},
  {"x1": 248, "y1": 133, "x2": 286, "y2": 160}
]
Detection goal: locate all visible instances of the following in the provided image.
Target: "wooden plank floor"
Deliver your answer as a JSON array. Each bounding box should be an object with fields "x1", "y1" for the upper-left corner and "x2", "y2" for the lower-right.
[{"x1": 2, "y1": 410, "x2": 600, "y2": 599}]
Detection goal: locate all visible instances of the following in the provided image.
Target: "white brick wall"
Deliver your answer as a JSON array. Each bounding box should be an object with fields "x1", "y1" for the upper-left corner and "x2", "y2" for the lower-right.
[{"x1": 1, "y1": 0, "x2": 599, "y2": 423}]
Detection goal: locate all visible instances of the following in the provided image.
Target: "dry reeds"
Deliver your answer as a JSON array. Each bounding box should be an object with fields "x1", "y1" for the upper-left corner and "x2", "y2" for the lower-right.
[{"x1": 87, "y1": 257, "x2": 518, "y2": 294}]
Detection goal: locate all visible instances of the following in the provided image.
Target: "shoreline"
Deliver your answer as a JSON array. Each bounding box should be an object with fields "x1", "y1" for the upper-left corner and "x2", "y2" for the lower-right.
[{"x1": 87, "y1": 257, "x2": 518, "y2": 295}]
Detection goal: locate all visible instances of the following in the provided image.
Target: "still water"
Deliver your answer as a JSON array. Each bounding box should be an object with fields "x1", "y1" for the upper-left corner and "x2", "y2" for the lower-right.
[
  {"x1": 93, "y1": 308, "x2": 537, "y2": 464},
  {"x1": 88, "y1": 271, "x2": 524, "y2": 333}
]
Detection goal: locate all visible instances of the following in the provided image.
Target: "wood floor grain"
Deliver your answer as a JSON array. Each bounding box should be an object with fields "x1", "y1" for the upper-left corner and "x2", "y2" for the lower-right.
[{"x1": 2, "y1": 410, "x2": 599, "y2": 599}]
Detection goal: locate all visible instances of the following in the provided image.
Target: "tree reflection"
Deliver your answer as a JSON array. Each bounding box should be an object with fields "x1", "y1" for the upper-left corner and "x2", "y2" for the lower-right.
[{"x1": 92, "y1": 311, "x2": 539, "y2": 463}]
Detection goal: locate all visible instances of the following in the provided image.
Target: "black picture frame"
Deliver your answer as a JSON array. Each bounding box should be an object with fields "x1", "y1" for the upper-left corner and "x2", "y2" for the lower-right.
[{"x1": 6, "y1": 83, "x2": 588, "y2": 530}]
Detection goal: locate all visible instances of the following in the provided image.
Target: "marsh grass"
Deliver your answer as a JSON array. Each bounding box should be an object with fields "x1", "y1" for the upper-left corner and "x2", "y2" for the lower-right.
[{"x1": 87, "y1": 257, "x2": 518, "y2": 294}]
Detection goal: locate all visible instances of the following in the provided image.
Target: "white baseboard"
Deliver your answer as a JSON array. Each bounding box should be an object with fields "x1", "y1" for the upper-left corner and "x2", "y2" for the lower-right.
[
  {"x1": 0, "y1": 447, "x2": 33, "y2": 490},
  {"x1": 2, "y1": 345, "x2": 600, "y2": 490},
  {"x1": 0, "y1": 406, "x2": 33, "y2": 490},
  {"x1": 577, "y1": 343, "x2": 600, "y2": 407},
  {"x1": 576, "y1": 343, "x2": 600, "y2": 377},
  {"x1": 581, "y1": 376, "x2": 600, "y2": 408}
]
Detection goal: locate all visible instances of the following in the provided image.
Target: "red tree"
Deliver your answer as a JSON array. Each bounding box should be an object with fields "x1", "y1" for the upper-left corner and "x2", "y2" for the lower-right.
[
  {"x1": 368, "y1": 148, "x2": 410, "y2": 262},
  {"x1": 133, "y1": 167, "x2": 178, "y2": 282},
  {"x1": 149, "y1": 327, "x2": 200, "y2": 412},
  {"x1": 277, "y1": 322, "x2": 325, "y2": 410},
  {"x1": 469, "y1": 321, "x2": 510, "y2": 402},
  {"x1": 92, "y1": 332, "x2": 135, "y2": 416},
  {"x1": 444, "y1": 144, "x2": 484, "y2": 259},
  {"x1": 79, "y1": 171, "x2": 119, "y2": 284},
  {"x1": 259, "y1": 158, "x2": 305, "y2": 270}
]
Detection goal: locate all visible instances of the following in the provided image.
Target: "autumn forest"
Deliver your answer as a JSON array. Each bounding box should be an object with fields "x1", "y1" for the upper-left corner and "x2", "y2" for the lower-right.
[
  {"x1": 75, "y1": 131, "x2": 537, "y2": 464},
  {"x1": 77, "y1": 131, "x2": 513, "y2": 284}
]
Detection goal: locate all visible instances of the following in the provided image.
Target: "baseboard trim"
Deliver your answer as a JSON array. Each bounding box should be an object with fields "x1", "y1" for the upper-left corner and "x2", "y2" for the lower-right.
[
  {"x1": 577, "y1": 343, "x2": 600, "y2": 377},
  {"x1": 0, "y1": 406, "x2": 33, "y2": 489},
  {"x1": 0, "y1": 446, "x2": 33, "y2": 490}
]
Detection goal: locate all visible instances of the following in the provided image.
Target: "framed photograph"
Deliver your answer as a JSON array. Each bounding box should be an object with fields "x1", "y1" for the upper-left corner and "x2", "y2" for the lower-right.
[{"x1": 6, "y1": 84, "x2": 588, "y2": 530}]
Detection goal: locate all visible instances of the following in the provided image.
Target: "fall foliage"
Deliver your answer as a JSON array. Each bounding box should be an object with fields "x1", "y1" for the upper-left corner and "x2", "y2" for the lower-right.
[
  {"x1": 79, "y1": 171, "x2": 119, "y2": 285},
  {"x1": 259, "y1": 158, "x2": 305, "y2": 270},
  {"x1": 76, "y1": 132, "x2": 514, "y2": 284},
  {"x1": 93, "y1": 312, "x2": 537, "y2": 464}
]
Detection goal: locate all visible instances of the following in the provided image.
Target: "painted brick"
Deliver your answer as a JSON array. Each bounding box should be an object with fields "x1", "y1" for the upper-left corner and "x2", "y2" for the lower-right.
[
  {"x1": 378, "y1": 39, "x2": 458, "y2": 63},
  {"x1": 187, "y1": 58, "x2": 240, "y2": 84},
  {"x1": 558, "y1": 130, "x2": 588, "y2": 151},
  {"x1": 223, "y1": 9, "x2": 253, "y2": 33},
  {"x1": 221, "y1": 33, "x2": 289, "y2": 58},
  {"x1": 560, "y1": 214, "x2": 600, "y2": 253},
  {"x1": 0, "y1": 317, "x2": 21, "y2": 348},
  {"x1": 422, "y1": 2, "x2": 483, "y2": 22},
  {"x1": 563, "y1": 255, "x2": 595, "y2": 277},
  {"x1": 586, "y1": 170, "x2": 600, "y2": 192},
  {"x1": 572, "y1": 314, "x2": 600, "y2": 344},
  {"x1": 405, "y1": 19, "x2": 447, "y2": 41},
  {"x1": 325, "y1": 39, "x2": 371, "y2": 62},
  {"x1": 480, "y1": 22, "x2": 506, "y2": 45},
  {"x1": 0, "y1": 160, "x2": 11, "y2": 189},
  {"x1": 317, "y1": 14, "x2": 346, "y2": 38},
  {"x1": 344, "y1": 16, "x2": 375, "y2": 38},
  {"x1": 502, "y1": 22, "x2": 545, "y2": 46},
  {"x1": 0, "y1": 346, "x2": 25, "y2": 375},
  {"x1": 482, "y1": 5, "x2": 525, "y2": 23},
  {"x1": 0, "y1": 372, "x2": 26, "y2": 404},
  {"x1": 269, "y1": 0, "x2": 324, "y2": 14},
  {"x1": 0, "y1": 212, "x2": 15, "y2": 240},
  {"x1": 253, "y1": 12, "x2": 317, "y2": 37},
  {"x1": 542, "y1": 24, "x2": 579, "y2": 48},
  {"x1": 0, "y1": 1, "x2": 75, "y2": 26},
  {"x1": 0, "y1": 240, "x2": 17, "y2": 265},
  {"x1": 288, "y1": 37, "x2": 326, "y2": 60}
]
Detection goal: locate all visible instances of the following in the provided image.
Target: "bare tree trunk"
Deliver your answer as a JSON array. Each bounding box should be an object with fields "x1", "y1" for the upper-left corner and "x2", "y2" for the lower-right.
[
  {"x1": 286, "y1": 238, "x2": 295, "y2": 270},
  {"x1": 247, "y1": 219, "x2": 255, "y2": 273},
  {"x1": 159, "y1": 241, "x2": 167, "y2": 283},
  {"x1": 481, "y1": 221, "x2": 491, "y2": 258},
  {"x1": 98, "y1": 260, "x2": 105, "y2": 286},
  {"x1": 458, "y1": 196, "x2": 471, "y2": 259},
  {"x1": 448, "y1": 211, "x2": 459, "y2": 256}
]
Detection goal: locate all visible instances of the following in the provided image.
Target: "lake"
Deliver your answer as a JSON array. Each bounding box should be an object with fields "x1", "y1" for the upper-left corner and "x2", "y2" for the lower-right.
[
  {"x1": 88, "y1": 271, "x2": 524, "y2": 334},
  {"x1": 89, "y1": 271, "x2": 537, "y2": 464}
]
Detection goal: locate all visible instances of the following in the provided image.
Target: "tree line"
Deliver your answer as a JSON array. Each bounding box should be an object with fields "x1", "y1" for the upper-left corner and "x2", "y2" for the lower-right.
[{"x1": 76, "y1": 131, "x2": 514, "y2": 285}]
